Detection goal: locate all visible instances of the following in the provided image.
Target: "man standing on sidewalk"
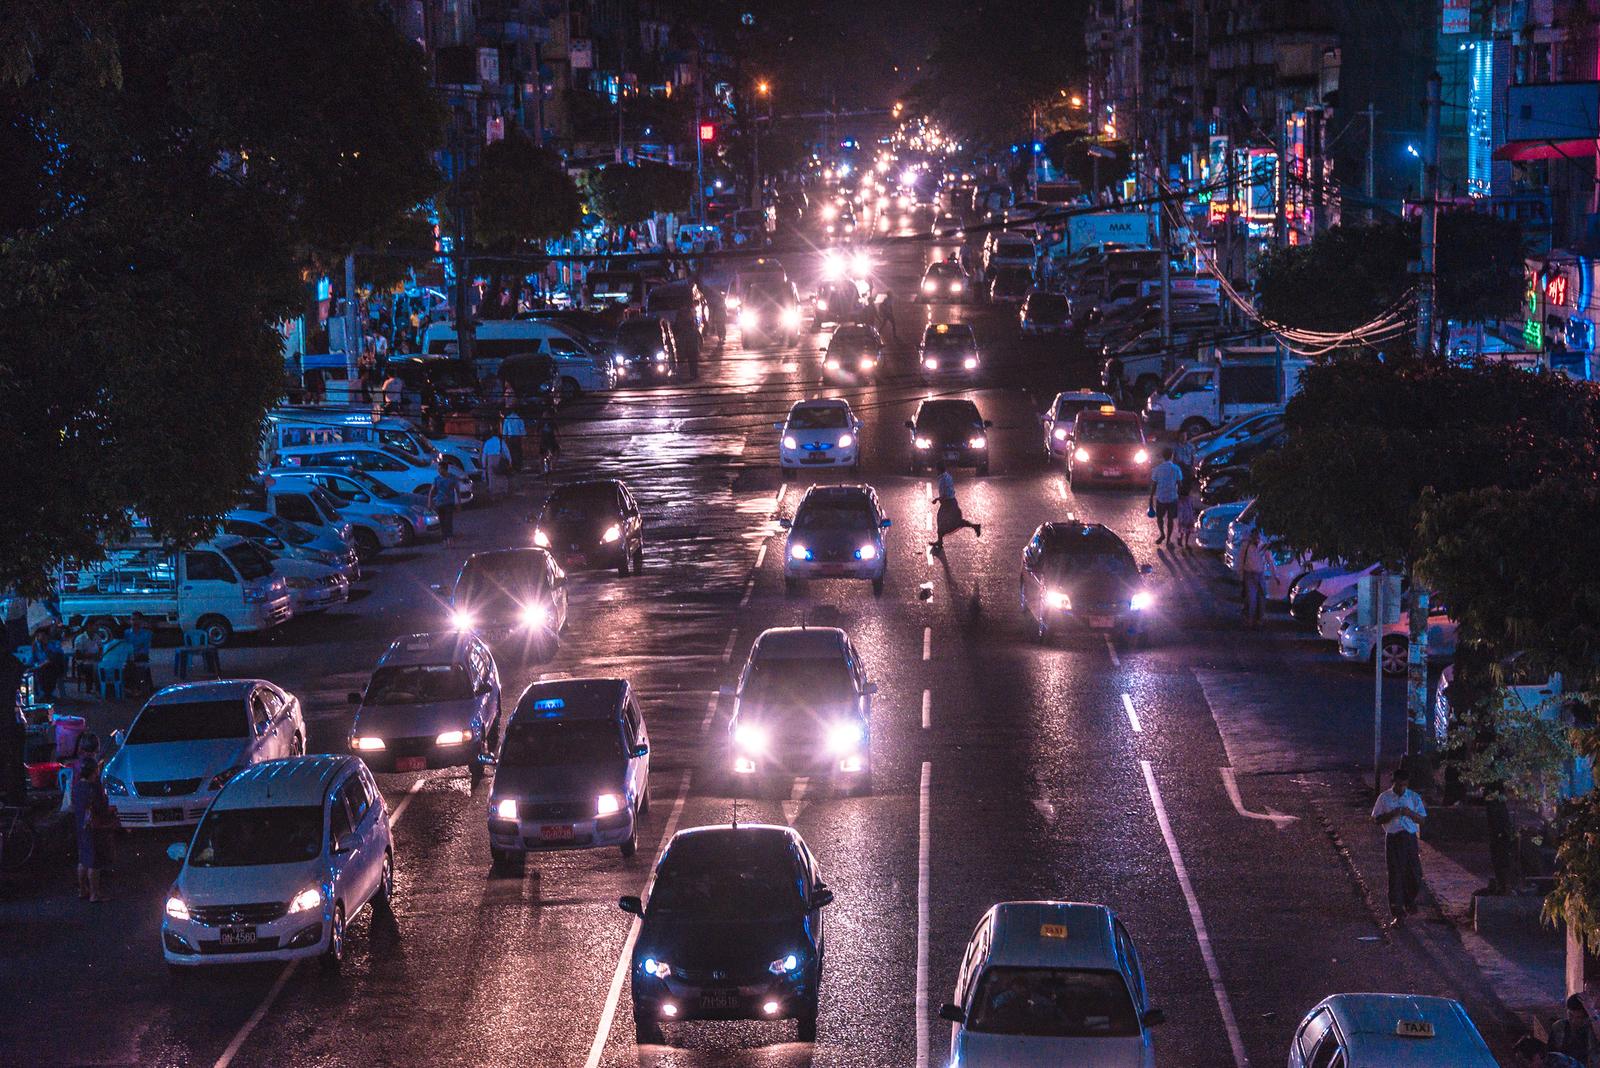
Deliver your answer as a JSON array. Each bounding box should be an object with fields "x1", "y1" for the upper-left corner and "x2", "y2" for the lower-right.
[
  {"x1": 1372, "y1": 766, "x2": 1427, "y2": 923},
  {"x1": 501, "y1": 408, "x2": 526, "y2": 474}
]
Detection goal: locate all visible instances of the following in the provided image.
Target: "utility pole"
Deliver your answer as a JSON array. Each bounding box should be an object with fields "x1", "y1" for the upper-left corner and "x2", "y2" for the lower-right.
[
  {"x1": 343, "y1": 253, "x2": 362, "y2": 367},
  {"x1": 1364, "y1": 104, "x2": 1378, "y2": 224},
  {"x1": 1307, "y1": 106, "x2": 1325, "y2": 236},
  {"x1": 1159, "y1": 106, "x2": 1171, "y2": 348},
  {"x1": 693, "y1": 44, "x2": 705, "y2": 222},
  {"x1": 449, "y1": 107, "x2": 475, "y2": 370},
  {"x1": 615, "y1": 20, "x2": 625, "y2": 163}
]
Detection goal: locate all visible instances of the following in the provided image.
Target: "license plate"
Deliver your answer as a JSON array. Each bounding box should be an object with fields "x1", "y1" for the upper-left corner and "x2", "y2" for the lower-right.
[
  {"x1": 944, "y1": 450, "x2": 960, "y2": 460},
  {"x1": 396, "y1": 756, "x2": 427, "y2": 773},
  {"x1": 153, "y1": 807, "x2": 182, "y2": 823},
  {"x1": 802, "y1": 454, "x2": 830, "y2": 464},
  {"x1": 1101, "y1": 468, "x2": 1123, "y2": 478},
  {"x1": 539, "y1": 824, "x2": 575, "y2": 841},
  {"x1": 1089, "y1": 615, "x2": 1114, "y2": 629},
  {"x1": 699, "y1": 991, "x2": 740, "y2": 1011},
  {"x1": 567, "y1": 554, "x2": 588, "y2": 568},
  {"x1": 219, "y1": 926, "x2": 257, "y2": 946}
]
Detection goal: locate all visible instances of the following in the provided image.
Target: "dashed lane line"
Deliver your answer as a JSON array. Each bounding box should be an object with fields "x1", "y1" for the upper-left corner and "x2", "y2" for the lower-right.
[
  {"x1": 1122, "y1": 693, "x2": 1143, "y2": 733},
  {"x1": 922, "y1": 689, "x2": 931, "y2": 730},
  {"x1": 916, "y1": 760, "x2": 932, "y2": 1068}
]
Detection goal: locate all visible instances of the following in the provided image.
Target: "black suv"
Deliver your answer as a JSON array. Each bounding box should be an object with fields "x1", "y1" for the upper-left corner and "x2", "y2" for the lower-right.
[
  {"x1": 907, "y1": 398, "x2": 992, "y2": 475},
  {"x1": 1018, "y1": 521, "x2": 1155, "y2": 641},
  {"x1": 622, "y1": 824, "x2": 834, "y2": 1043}
]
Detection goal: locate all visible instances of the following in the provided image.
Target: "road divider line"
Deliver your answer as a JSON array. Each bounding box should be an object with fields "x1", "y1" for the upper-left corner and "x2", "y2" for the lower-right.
[
  {"x1": 1104, "y1": 635, "x2": 1120, "y2": 667},
  {"x1": 721, "y1": 629, "x2": 738, "y2": 663},
  {"x1": 700, "y1": 692, "x2": 719, "y2": 732},
  {"x1": 739, "y1": 578, "x2": 754, "y2": 608},
  {"x1": 1122, "y1": 693, "x2": 1142, "y2": 733},
  {"x1": 776, "y1": 483, "x2": 788, "y2": 505},
  {"x1": 922, "y1": 689, "x2": 931, "y2": 730},
  {"x1": 388, "y1": 775, "x2": 427, "y2": 829},
  {"x1": 1220, "y1": 767, "x2": 1298, "y2": 828},
  {"x1": 922, "y1": 627, "x2": 931, "y2": 661},
  {"x1": 585, "y1": 773, "x2": 691, "y2": 1068},
  {"x1": 917, "y1": 761, "x2": 931, "y2": 1068},
  {"x1": 754, "y1": 543, "x2": 767, "y2": 569},
  {"x1": 1139, "y1": 760, "x2": 1249, "y2": 1068}
]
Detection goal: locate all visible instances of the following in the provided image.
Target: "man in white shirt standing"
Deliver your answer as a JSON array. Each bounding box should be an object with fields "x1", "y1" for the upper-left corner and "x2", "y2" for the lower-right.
[
  {"x1": 1372, "y1": 766, "x2": 1427, "y2": 922},
  {"x1": 1148, "y1": 447, "x2": 1183, "y2": 545}
]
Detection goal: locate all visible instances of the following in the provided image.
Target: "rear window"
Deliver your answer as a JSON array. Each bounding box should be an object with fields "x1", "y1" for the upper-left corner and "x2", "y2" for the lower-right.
[{"x1": 128, "y1": 699, "x2": 250, "y2": 744}]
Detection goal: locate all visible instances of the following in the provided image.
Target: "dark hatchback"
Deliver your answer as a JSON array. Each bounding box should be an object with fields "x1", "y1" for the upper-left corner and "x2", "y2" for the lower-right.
[
  {"x1": 612, "y1": 317, "x2": 679, "y2": 382},
  {"x1": 1019, "y1": 521, "x2": 1155, "y2": 641},
  {"x1": 532, "y1": 479, "x2": 644, "y2": 576},
  {"x1": 907, "y1": 398, "x2": 992, "y2": 475},
  {"x1": 621, "y1": 824, "x2": 834, "y2": 1043},
  {"x1": 441, "y1": 547, "x2": 567, "y2": 658}
]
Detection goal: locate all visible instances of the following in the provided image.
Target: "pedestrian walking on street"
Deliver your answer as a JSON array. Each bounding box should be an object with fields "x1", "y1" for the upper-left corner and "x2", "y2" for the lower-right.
[
  {"x1": 876, "y1": 290, "x2": 898, "y2": 344},
  {"x1": 1148, "y1": 447, "x2": 1183, "y2": 544},
  {"x1": 1172, "y1": 428, "x2": 1197, "y2": 481},
  {"x1": 1239, "y1": 528, "x2": 1269, "y2": 628},
  {"x1": 428, "y1": 458, "x2": 461, "y2": 544},
  {"x1": 379, "y1": 371, "x2": 402, "y2": 414},
  {"x1": 501, "y1": 409, "x2": 527, "y2": 473},
  {"x1": 537, "y1": 403, "x2": 561, "y2": 475},
  {"x1": 1516, "y1": 1036, "x2": 1585, "y2": 1068},
  {"x1": 480, "y1": 431, "x2": 510, "y2": 498},
  {"x1": 929, "y1": 461, "x2": 981, "y2": 556},
  {"x1": 1547, "y1": 995, "x2": 1595, "y2": 1064},
  {"x1": 72, "y1": 754, "x2": 116, "y2": 902},
  {"x1": 1372, "y1": 766, "x2": 1427, "y2": 923},
  {"x1": 1175, "y1": 482, "x2": 1200, "y2": 550}
]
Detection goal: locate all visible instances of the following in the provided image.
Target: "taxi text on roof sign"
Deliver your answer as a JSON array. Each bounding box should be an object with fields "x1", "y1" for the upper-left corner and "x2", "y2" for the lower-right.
[
  {"x1": 1395, "y1": 1019, "x2": 1435, "y2": 1039},
  {"x1": 534, "y1": 698, "x2": 565, "y2": 711},
  {"x1": 1039, "y1": 923, "x2": 1068, "y2": 939},
  {"x1": 935, "y1": 324, "x2": 949, "y2": 333}
]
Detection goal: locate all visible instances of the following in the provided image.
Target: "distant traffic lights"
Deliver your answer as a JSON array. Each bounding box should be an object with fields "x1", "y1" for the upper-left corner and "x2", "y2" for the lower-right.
[{"x1": 699, "y1": 122, "x2": 717, "y2": 142}]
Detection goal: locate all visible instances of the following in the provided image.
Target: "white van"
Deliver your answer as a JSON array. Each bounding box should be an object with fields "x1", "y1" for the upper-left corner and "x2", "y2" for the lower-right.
[
  {"x1": 58, "y1": 535, "x2": 293, "y2": 646},
  {"x1": 420, "y1": 321, "x2": 614, "y2": 397}
]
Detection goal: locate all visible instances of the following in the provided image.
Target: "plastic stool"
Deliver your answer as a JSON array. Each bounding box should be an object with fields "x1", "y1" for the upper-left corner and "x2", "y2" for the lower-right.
[
  {"x1": 173, "y1": 630, "x2": 221, "y2": 680},
  {"x1": 96, "y1": 665, "x2": 124, "y2": 700}
]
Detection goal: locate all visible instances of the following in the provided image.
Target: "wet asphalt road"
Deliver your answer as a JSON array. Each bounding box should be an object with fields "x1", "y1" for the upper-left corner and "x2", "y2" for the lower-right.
[{"x1": 2, "y1": 230, "x2": 1515, "y2": 1067}]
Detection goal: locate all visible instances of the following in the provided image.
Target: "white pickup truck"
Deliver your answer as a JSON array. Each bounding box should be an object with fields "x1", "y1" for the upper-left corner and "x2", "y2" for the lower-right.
[{"x1": 1144, "y1": 345, "x2": 1308, "y2": 436}]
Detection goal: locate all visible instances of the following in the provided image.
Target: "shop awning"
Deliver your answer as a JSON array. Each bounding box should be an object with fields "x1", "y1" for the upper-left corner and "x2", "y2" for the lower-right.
[{"x1": 1492, "y1": 138, "x2": 1597, "y2": 162}]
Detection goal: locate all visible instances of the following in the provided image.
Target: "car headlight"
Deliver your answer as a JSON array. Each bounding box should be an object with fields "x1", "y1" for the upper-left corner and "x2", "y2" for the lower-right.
[
  {"x1": 969, "y1": 435, "x2": 987, "y2": 449},
  {"x1": 1130, "y1": 591, "x2": 1155, "y2": 611},
  {"x1": 532, "y1": 529, "x2": 550, "y2": 548},
  {"x1": 1134, "y1": 448, "x2": 1150, "y2": 464},
  {"x1": 1046, "y1": 590, "x2": 1071, "y2": 610},
  {"x1": 860, "y1": 357, "x2": 876, "y2": 370},
  {"x1": 613, "y1": 353, "x2": 627, "y2": 366},
  {"x1": 924, "y1": 358, "x2": 938, "y2": 370},
  {"x1": 825, "y1": 722, "x2": 864, "y2": 754},
  {"x1": 780, "y1": 306, "x2": 803, "y2": 329},
  {"x1": 922, "y1": 281, "x2": 937, "y2": 294},
  {"x1": 1053, "y1": 427, "x2": 1068, "y2": 441},
  {"x1": 495, "y1": 798, "x2": 518, "y2": 820},
  {"x1": 824, "y1": 358, "x2": 840, "y2": 369},
  {"x1": 352, "y1": 736, "x2": 386, "y2": 751},
  {"x1": 790, "y1": 543, "x2": 811, "y2": 561},
  {"x1": 738, "y1": 309, "x2": 759, "y2": 329},
  {"x1": 287, "y1": 887, "x2": 323, "y2": 915},
  {"x1": 602, "y1": 524, "x2": 622, "y2": 544},
  {"x1": 915, "y1": 436, "x2": 932, "y2": 449},
  {"x1": 519, "y1": 602, "x2": 548, "y2": 629},
  {"x1": 643, "y1": 957, "x2": 672, "y2": 978},
  {"x1": 165, "y1": 895, "x2": 190, "y2": 921},
  {"x1": 726, "y1": 294, "x2": 742, "y2": 310},
  {"x1": 963, "y1": 357, "x2": 978, "y2": 370},
  {"x1": 207, "y1": 765, "x2": 247, "y2": 791},
  {"x1": 782, "y1": 435, "x2": 798, "y2": 450},
  {"x1": 596, "y1": 793, "x2": 622, "y2": 816},
  {"x1": 436, "y1": 729, "x2": 468, "y2": 746},
  {"x1": 1074, "y1": 446, "x2": 1091, "y2": 462},
  {"x1": 768, "y1": 953, "x2": 802, "y2": 975},
  {"x1": 855, "y1": 543, "x2": 878, "y2": 560},
  {"x1": 655, "y1": 350, "x2": 668, "y2": 362},
  {"x1": 103, "y1": 774, "x2": 130, "y2": 797},
  {"x1": 450, "y1": 608, "x2": 476, "y2": 631},
  {"x1": 838, "y1": 433, "x2": 854, "y2": 448},
  {"x1": 733, "y1": 723, "x2": 769, "y2": 753},
  {"x1": 850, "y1": 253, "x2": 872, "y2": 276}
]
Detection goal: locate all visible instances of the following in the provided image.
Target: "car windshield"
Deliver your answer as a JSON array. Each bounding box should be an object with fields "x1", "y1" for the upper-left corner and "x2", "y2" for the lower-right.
[
  {"x1": 743, "y1": 658, "x2": 856, "y2": 711},
  {"x1": 1043, "y1": 548, "x2": 1137, "y2": 579},
  {"x1": 457, "y1": 558, "x2": 548, "y2": 607},
  {"x1": 918, "y1": 404, "x2": 981, "y2": 434},
  {"x1": 927, "y1": 263, "x2": 962, "y2": 278},
  {"x1": 746, "y1": 282, "x2": 792, "y2": 306},
  {"x1": 258, "y1": 514, "x2": 315, "y2": 545},
  {"x1": 221, "y1": 542, "x2": 274, "y2": 581},
  {"x1": 1055, "y1": 398, "x2": 1104, "y2": 419},
  {"x1": 545, "y1": 484, "x2": 618, "y2": 521},
  {"x1": 1029, "y1": 294, "x2": 1069, "y2": 316},
  {"x1": 788, "y1": 407, "x2": 850, "y2": 431},
  {"x1": 647, "y1": 288, "x2": 689, "y2": 310},
  {"x1": 127, "y1": 699, "x2": 250, "y2": 744},
  {"x1": 365, "y1": 664, "x2": 472, "y2": 704},
  {"x1": 501, "y1": 717, "x2": 622, "y2": 765},
  {"x1": 649, "y1": 840, "x2": 804, "y2": 918},
  {"x1": 615, "y1": 323, "x2": 663, "y2": 354},
  {"x1": 795, "y1": 499, "x2": 875, "y2": 530},
  {"x1": 187, "y1": 806, "x2": 324, "y2": 868},
  {"x1": 968, "y1": 967, "x2": 1140, "y2": 1038},
  {"x1": 1076, "y1": 420, "x2": 1142, "y2": 444}
]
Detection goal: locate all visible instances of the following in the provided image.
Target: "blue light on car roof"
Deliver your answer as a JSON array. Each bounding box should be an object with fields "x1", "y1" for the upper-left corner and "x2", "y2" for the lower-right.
[{"x1": 534, "y1": 698, "x2": 565, "y2": 711}]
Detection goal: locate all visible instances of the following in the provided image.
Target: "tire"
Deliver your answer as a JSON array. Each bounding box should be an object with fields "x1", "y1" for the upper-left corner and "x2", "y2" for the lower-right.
[
  {"x1": 196, "y1": 615, "x2": 233, "y2": 648},
  {"x1": 797, "y1": 994, "x2": 820, "y2": 1041},
  {"x1": 1380, "y1": 637, "x2": 1409, "y2": 677},
  {"x1": 871, "y1": 576, "x2": 884, "y2": 597},
  {"x1": 372, "y1": 852, "x2": 395, "y2": 916},
  {"x1": 352, "y1": 528, "x2": 381, "y2": 561},
  {"x1": 634, "y1": 1014, "x2": 664, "y2": 1046},
  {"x1": 617, "y1": 550, "x2": 632, "y2": 578},
  {"x1": 620, "y1": 828, "x2": 638, "y2": 859},
  {"x1": 490, "y1": 847, "x2": 523, "y2": 873},
  {"x1": 1180, "y1": 417, "x2": 1211, "y2": 437},
  {"x1": 469, "y1": 753, "x2": 485, "y2": 785},
  {"x1": 781, "y1": 467, "x2": 797, "y2": 480},
  {"x1": 560, "y1": 376, "x2": 581, "y2": 402},
  {"x1": 321, "y1": 904, "x2": 346, "y2": 973},
  {"x1": 1290, "y1": 591, "x2": 1325, "y2": 624},
  {"x1": 632, "y1": 545, "x2": 644, "y2": 573},
  {"x1": 784, "y1": 576, "x2": 799, "y2": 595}
]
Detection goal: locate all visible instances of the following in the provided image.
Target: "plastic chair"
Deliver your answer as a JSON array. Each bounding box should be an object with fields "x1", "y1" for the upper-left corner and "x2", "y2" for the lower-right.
[
  {"x1": 96, "y1": 664, "x2": 124, "y2": 700},
  {"x1": 173, "y1": 629, "x2": 221, "y2": 681}
]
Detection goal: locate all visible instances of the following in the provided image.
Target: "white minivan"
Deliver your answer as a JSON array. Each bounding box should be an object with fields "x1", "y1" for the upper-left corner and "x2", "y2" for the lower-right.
[
  {"x1": 163, "y1": 755, "x2": 394, "y2": 972},
  {"x1": 268, "y1": 410, "x2": 482, "y2": 482},
  {"x1": 421, "y1": 321, "x2": 614, "y2": 397}
]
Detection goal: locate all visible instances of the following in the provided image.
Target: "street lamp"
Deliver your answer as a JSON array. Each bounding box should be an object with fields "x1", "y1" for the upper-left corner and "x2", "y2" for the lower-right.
[{"x1": 756, "y1": 80, "x2": 770, "y2": 97}]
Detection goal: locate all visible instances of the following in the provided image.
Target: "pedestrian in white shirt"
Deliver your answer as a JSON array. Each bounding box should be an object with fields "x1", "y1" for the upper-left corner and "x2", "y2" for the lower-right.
[
  {"x1": 929, "y1": 461, "x2": 981, "y2": 556},
  {"x1": 1372, "y1": 766, "x2": 1427, "y2": 923},
  {"x1": 1148, "y1": 448, "x2": 1183, "y2": 544}
]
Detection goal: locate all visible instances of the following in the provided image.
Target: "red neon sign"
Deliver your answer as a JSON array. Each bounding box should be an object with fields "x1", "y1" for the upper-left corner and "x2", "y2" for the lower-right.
[{"x1": 1544, "y1": 273, "x2": 1569, "y2": 307}]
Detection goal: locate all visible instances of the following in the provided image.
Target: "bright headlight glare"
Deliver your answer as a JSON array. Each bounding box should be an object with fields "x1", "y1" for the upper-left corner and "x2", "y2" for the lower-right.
[
  {"x1": 922, "y1": 281, "x2": 937, "y2": 294},
  {"x1": 963, "y1": 357, "x2": 978, "y2": 370},
  {"x1": 353, "y1": 736, "x2": 386, "y2": 751},
  {"x1": 860, "y1": 358, "x2": 875, "y2": 370},
  {"x1": 643, "y1": 957, "x2": 672, "y2": 978},
  {"x1": 734, "y1": 723, "x2": 769, "y2": 752},
  {"x1": 165, "y1": 895, "x2": 190, "y2": 921},
  {"x1": 1134, "y1": 448, "x2": 1150, "y2": 464},
  {"x1": 924, "y1": 358, "x2": 938, "y2": 370},
  {"x1": 856, "y1": 543, "x2": 877, "y2": 560},
  {"x1": 769, "y1": 953, "x2": 801, "y2": 975},
  {"x1": 1131, "y1": 591, "x2": 1155, "y2": 611},
  {"x1": 780, "y1": 307, "x2": 803, "y2": 329},
  {"x1": 969, "y1": 435, "x2": 987, "y2": 449},
  {"x1": 838, "y1": 433, "x2": 853, "y2": 448},
  {"x1": 287, "y1": 887, "x2": 323, "y2": 914},
  {"x1": 596, "y1": 793, "x2": 622, "y2": 817},
  {"x1": 915, "y1": 436, "x2": 932, "y2": 449},
  {"x1": 436, "y1": 729, "x2": 468, "y2": 746},
  {"x1": 739, "y1": 309, "x2": 758, "y2": 329},
  {"x1": 782, "y1": 435, "x2": 798, "y2": 450},
  {"x1": 826, "y1": 722, "x2": 865, "y2": 754},
  {"x1": 1046, "y1": 590, "x2": 1071, "y2": 609},
  {"x1": 951, "y1": 281, "x2": 964, "y2": 292},
  {"x1": 532, "y1": 529, "x2": 551, "y2": 548},
  {"x1": 850, "y1": 253, "x2": 871, "y2": 276},
  {"x1": 450, "y1": 609, "x2": 476, "y2": 631},
  {"x1": 1074, "y1": 447, "x2": 1091, "y2": 462},
  {"x1": 520, "y1": 602, "x2": 547, "y2": 628},
  {"x1": 602, "y1": 524, "x2": 622, "y2": 543},
  {"x1": 1053, "y1": 427, "x2": 1068, "y2": 440},
  {"x1": 495, "y1": 798, "x2": 518, "y2": 820},
  {"x1": 726, "y1": 295, "x2": 742, "y2": 310},
  {"x1": 790, "y1": 543, "x2": 810, "y2": 561}
]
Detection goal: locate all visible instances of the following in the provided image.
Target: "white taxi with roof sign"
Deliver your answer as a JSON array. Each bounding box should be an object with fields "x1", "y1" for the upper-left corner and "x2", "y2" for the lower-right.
[
  {"x1": 939, "y1": 901, "x2": 1162, "y2": 1066},
  {"x1": 1288, "y1": 993, "x2": 1497, "y2": 1067}
]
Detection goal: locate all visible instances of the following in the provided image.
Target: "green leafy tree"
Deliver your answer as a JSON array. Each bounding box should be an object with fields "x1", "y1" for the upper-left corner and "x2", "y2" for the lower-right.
[
  {"x1": 0, "y1": 0, "x2": 441, "y2": 593},
  {"x1": 463, "y1": 129, "x2": 582, "y2": 319},
  {"x1": 592, "y1": 161, "x2": 694, "y2": 225}
]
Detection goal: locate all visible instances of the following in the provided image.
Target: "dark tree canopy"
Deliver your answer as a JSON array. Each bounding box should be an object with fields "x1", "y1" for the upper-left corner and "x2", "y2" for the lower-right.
[
  {"x1": 592, "y1": 161, "x2": 695, "y2": 225},
  {"x1": 468, "y1": 130, "x2": 584, "y2": 252},
  {"x1": 0, "y1": 0, "x2": 441, "y2": 592}
]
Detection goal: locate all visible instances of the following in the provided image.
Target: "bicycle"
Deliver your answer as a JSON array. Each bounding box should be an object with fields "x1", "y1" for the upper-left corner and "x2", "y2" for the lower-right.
[{"x1": 0, "y1": 804, "x2": 40, "y2": 872}]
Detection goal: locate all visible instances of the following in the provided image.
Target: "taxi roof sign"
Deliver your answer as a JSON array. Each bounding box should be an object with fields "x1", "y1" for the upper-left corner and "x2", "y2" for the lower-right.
[
  {"x1": 1395, "y1": 1019, "x2": 1436, "y2": 1039},
  {"x1": 935, "y1": 323, "x2": 949, "y2": 333},
  {"x1": 533, "y1": 698, "x2": 565, "y2": 711},
  {"x1": 1099, "y1": 404, "x2": 1117, "y2": 414},
  {"x1": 1039, "y1": 923, "x2": 1068, "y2": 939}
]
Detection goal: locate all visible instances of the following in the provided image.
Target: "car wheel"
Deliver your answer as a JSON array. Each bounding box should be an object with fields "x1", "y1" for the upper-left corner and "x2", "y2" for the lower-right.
[
  {"x1": 784, "y1": 576, "x2": 799, "y2": 595},
  {"x1": 1380, "y1": 637, "x2": 1409, "y2": 677},
  {"x1": 1290, "y1": 591, "x2": 1325, "y2": 624},
  {"x1": 320, "y1": 904, "x2": 346, "y2": 973},
  {"x1": 352, "y1": 528, "x2": 381, "y2": 561},
  {"x1": 560, "y1": 376, "x2": 581, "y2": 402},
  {"x1": 373, "y1": 851, "x2": 396, "y2": 916},
  {"x1": 797, "y1": 995, "x2": 820, "y2": 1041},
  {"x1": 638, "y1": 784, "x2": 651, "y2": 817},
  {"x1": 489, "y1": 847, "x2": 523, "y2": 873},
  {"x1": 632, "y1": 545, "x2": 644, "y2": 573},
  {"x1": 781, "y1": 467, "x2": 796, "y2": 480},
  {"x1": 871, "y1": 576, "x2": 884, "y2": 597},
  {"x1": 635, "y1": 1013, "x2": 665, "y2": 1046},
  {"x1": 620, "y1": 829, "x2": 638, "y2": 859},
  {"x1": 469, "y1": 752, "x2": 485, "y2": 785},
  {"x1": 196, "y1": 615, "x2": 233, "y2": 648},
  {"x1": 1180, "y1": 417, "x2": 1211, "y2": 437},
  {"x1": 617, "y1": 550, "x2": 632, "y2": 577}
]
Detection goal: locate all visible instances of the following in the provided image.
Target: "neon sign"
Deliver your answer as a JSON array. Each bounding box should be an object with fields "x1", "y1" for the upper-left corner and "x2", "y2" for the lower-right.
[{"x1": 1544, "y1": 273, "x2": 1568, "y2": 307}]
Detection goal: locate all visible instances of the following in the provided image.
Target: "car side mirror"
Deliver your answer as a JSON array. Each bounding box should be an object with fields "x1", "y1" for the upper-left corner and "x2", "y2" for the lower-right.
[
  {"x1": 254, "y1": 720, "x2": 270, "y2": 737},
  {"x1": 618, "y1": 895, "x2": 644, "y2": 916},
  {"x1": 111, "y1": 729, "x2": 126, "y2": 749},
  {"x1": 1142, "y1": 1008, "x2": 1166, "y2": 1028},
  {"x1": 347, "y1": 692, "x2": 362, "y2": 705},
  {"x1": 1140, "y1": 564, "x2": 1153, "y2": 574},
  {"x1": 983, "y1": 419, "x2": 993, "y2": 428},
  {"x1": 881, "y1": 518, "x2": 892, "y2": 528},
  {"x1": 904, "y1": 420, "x2": 915, "y2": 429},
  {"x1": 777, "y1": 517, "x2": 792, "y2": 529},
  {"x1": 166, "y1": 841, "x2": 189, "y2": 862},
  {"x1": 773, "y1": 422, "x2": 784, "y2": 430},
  {"x1": 810, "y1": 886, "x2": 835, "y2": 909},
  {"x1": 938, "y1": 1003, "x2": 966, "y2": 1024},
  {"x1": 333, "y1": 833, "x2": 359, "y2": 856},
  {"x1": 631, "y1": 743, "x2": 649, "y2": 758}
]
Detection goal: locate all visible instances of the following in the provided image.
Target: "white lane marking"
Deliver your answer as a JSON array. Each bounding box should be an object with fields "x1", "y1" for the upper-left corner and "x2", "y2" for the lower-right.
[
  {"x1": 776, "y1": 483, "x2": 788, "y2": 505},
  {"x1": 1220, "y1": 767, "x2": 1298, "y2": 828},
  {"x1": 721, "y1": 629, "x2": 738, "y2": 663},
  {"x1": 1139, "y1": 760, "x2": 1249, "y2": 1068},
  {"x1": 921, "y1": 689, "x2": 931, "y2": 730},
  {"x1": 739, "y1": 578, "x2": 754, "y2": 608},
  {"x1": 783, "y1": 777, "x2": 808, "y2": 825},
  {"x1": 585, "y1": 774, "x2": 691, "y2": 1067},
  {"x1": 700, "y1": 692, "x2": 720, "y2": 732},
  {"x1": 917, "y1": 761, "x2": 932, "y2": 1068},
  {"x1": 754, "y1": 543, "x2": 767, "y2": 569},
  {"x1": 211, "y1": 773, "x2": 427, "y2": 1068},
  {"x1": 212, "y1": 961, "x2": 299, "y2": 1068},
  {"x1": 1104, "y1": 635, "x2": 1121, "y2": 667},
  {"x1": 922, "y1": 627, "x2": 932, "y2": 661},
  {"x1": 1122, "y1": 693, "x2": 1142, "y2": 734}
]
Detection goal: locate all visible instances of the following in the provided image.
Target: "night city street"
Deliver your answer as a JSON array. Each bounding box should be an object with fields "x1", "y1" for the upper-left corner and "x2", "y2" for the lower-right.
[{"x1": 6, "y1": 2, "x2": 1600, "y2": 1067}]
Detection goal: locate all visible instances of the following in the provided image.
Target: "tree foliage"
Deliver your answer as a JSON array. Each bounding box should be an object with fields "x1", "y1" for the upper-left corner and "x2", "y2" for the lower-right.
[
  {"x1": 0, "y1": 0, "x2": 441, "y2": 592},
  {"x1": 592, "y1": 161, "x2": 694, "y2": 225},
  {"x1": 468, "y1": 129, "x2": 583, "y2": 252}
]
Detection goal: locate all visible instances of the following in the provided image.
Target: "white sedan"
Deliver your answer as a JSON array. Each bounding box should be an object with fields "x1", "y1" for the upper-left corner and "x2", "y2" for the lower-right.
[
  {"x1": 776, "y1": 398, "x2": 861, "y2": 477},
  {"x1": 103, "y1": 680, "x2": 306, "y2": 828}
]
